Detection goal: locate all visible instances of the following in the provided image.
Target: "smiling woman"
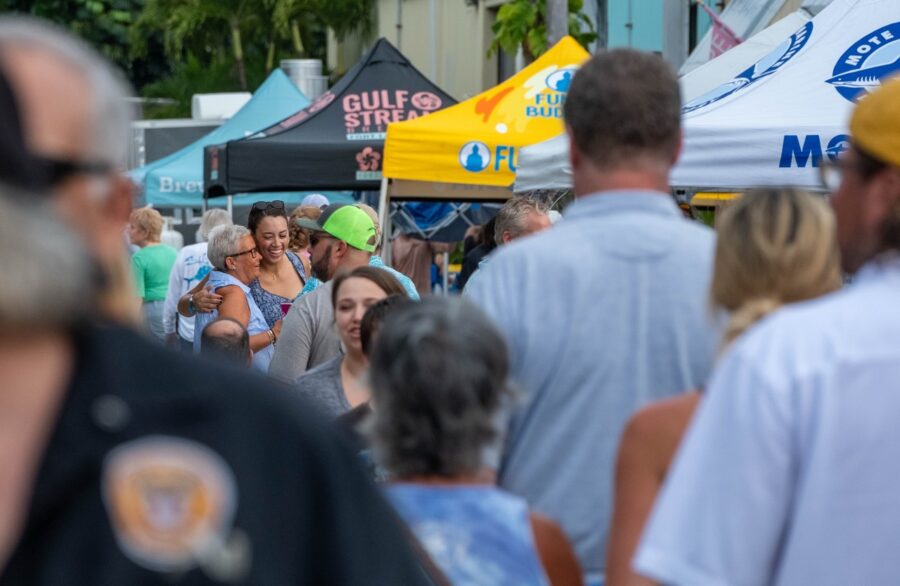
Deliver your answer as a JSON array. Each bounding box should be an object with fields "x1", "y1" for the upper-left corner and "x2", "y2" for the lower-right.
[
  {"x1": 247, "y1": 200, "x2": 308, "y2": 328},
  {"x1": 293, "y1": 266, "x2": 406, "y2": 419}
]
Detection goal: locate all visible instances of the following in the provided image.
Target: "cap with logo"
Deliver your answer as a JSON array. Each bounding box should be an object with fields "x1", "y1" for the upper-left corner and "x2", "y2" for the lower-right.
[
  {"x1": 295, "y1": 203, "x2": 377, "y2": 252},
  {"x1": 850, "y1": 77, "x2": 900, "y2": 167}
]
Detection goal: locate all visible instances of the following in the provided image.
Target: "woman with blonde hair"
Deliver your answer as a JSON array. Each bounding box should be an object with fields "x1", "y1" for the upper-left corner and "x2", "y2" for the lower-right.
[
  {"x1": 605, "y1": 188, "x2": 842, "y2": 586},
  {"x1": 288, "y1": 204, "x2": 322, "y2": 275},
  {"x1": 128, "y1": 206, "x2": 177, "y2": 342}
]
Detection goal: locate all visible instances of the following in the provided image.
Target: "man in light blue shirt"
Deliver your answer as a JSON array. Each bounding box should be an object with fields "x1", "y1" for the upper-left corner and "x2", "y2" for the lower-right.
[
  {"x1": 636, "y1": 76, "x2": 900, "y2": 586},
  {"x1": 466, "y1": 50, "x2": 717, "y2": 583}
]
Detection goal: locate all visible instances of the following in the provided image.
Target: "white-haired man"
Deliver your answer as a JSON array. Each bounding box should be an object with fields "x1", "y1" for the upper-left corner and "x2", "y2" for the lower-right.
[
  {"x1": 463, "y1": 196, "x2": 551, "y2": 292},
  {"x1": 0, "y1": 17, "x2": 437, "y2": 584},
  {"x1": 0, "y1": 16, "x2": 138, "y2": 322}
]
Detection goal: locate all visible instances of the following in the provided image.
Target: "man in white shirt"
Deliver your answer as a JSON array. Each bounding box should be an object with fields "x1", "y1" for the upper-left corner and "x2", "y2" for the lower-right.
[
  {"x1": 636, "y1": 78, "x2": 900, "y2": 585},
  {"x1": 163, "y1": 208, "x2": 231, "y2": 351}
]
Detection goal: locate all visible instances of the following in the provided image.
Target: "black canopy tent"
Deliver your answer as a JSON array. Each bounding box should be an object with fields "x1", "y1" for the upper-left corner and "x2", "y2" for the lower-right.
[{"x1": 204, "y1": 39, "x2": 456, "y2": 197}]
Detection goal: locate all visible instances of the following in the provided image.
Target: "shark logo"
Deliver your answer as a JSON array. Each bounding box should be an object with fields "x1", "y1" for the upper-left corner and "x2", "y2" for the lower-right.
[
  {"x1": 827, "y1": 23, "x2": 900, "y2": 102},
  {"x1": 683, "y1": 22, "x2": 813, "y2": 114}
]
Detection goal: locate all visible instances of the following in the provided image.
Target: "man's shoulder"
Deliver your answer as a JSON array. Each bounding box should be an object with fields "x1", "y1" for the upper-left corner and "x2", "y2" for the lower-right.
[
  {"x1": 86, "y1": 325, "x2": 310, "y2": 426},
  {"x1": 726, "y1": 288, "x2": 855, "y2": 385},
  {"x1": 298, "y1": 281, "x2": 332, "y2": 306}
]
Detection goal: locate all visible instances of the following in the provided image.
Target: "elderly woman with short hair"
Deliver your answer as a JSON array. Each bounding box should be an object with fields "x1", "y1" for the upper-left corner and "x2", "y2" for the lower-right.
[
  {"x1": 370, "y1": 297, "x2": 583, "y2": 586},
  {"x1": 128, "y1": 206, "x2": 177, "y2": 342},
  {"x1": 193, "y1": 224, "x2": 281, "y2": 372}
]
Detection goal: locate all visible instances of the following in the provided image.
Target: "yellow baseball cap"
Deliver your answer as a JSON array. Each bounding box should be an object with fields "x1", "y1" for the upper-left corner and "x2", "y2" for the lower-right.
[{"x1": 850, "y1": 76, "x2": 900, "y2": 167}]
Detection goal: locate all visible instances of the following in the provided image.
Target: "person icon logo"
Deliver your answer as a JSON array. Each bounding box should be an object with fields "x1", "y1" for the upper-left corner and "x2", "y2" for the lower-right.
[
  {"x1": 545, "y1": 68, "x2": 577, "y2": 92},
  {"x1": 459, "y1": 141, "x2": 491, "y2": 172}
]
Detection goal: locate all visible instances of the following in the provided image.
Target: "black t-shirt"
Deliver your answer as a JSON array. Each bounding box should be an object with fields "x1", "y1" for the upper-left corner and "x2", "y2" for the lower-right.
[
  {"x1": 1, "y1": 324, "x2": 432, "y2": 585},
  {"x1": 456, "y1": 243, "x2": 494, "y2": 291}
]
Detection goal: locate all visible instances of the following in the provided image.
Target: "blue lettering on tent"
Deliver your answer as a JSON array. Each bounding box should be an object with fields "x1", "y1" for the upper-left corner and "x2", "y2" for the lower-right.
[
  {"x1": 494, "y1": 146, "x2": 517, "y2": 172},
  {"x1": 826, "y1": 134, "x2": 851, "y2": 161},
  {"x1": 780, "y1": 135, "x2": 823, "y2": 168}
]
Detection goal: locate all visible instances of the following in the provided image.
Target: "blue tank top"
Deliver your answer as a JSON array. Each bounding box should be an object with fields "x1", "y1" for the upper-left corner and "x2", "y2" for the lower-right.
[
  {"x1": 194, "y1": 271, "x2": 275, "y2": 373},
  {"x1": 385, "y1": 484, "x2": 549, "y2": 586},
  {"x1": 249, "y1": 251, "x2": 307, "y2": 328}
]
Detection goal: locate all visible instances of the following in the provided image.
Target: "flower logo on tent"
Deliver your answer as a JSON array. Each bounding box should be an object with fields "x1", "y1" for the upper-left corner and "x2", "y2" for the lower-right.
[
  {"x1": 411, "y1": 92, "x2": 443, "y2": 111},
  {"x1": 826, "y1": 23, "x2": 900, "y2": 103},
  {"x1": 356, "y1": 147, "x2": 382, "y2": 171},
  {"x1": 309, "y1": 92, "x2": 336, "y2": 113}
]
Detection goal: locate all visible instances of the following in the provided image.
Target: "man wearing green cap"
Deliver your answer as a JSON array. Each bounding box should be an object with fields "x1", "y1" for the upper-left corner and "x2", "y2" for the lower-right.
[
  {"x1": 636, "y1": 78, "x2": 900, "y2": 585},
  {"x1": 268, "y1": 204, "x2": 378, "y2": 382}
]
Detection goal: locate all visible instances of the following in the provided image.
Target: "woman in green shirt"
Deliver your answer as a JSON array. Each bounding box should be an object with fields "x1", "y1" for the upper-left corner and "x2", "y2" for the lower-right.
[{"x1": 129, "y1": 206, "x2": 177, "y2": 342}]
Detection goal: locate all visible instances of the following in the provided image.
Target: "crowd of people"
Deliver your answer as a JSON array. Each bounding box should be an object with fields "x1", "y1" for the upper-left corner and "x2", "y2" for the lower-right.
[{"x1": 2, "y1": 12, "x2": 900, "y2": 586}]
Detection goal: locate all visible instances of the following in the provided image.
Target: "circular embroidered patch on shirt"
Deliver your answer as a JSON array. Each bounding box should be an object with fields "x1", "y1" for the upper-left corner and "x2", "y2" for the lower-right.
[{"x1": 102, "y1": 436, "x2": 238, "y2": 574}]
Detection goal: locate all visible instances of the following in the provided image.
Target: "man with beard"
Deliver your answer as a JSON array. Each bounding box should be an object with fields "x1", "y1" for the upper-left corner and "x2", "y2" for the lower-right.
[
  {"x1": 269, "y1": 204, "x2": 377, "y2": 382},
  {"x1": 0, "y1": 18, "x2": 439, "y2": 585}
]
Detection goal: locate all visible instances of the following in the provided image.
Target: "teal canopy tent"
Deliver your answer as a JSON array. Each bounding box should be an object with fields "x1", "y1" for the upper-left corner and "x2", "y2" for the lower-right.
[{"x1": 131, "y1": 70, "x2": 351, "y2": 207}]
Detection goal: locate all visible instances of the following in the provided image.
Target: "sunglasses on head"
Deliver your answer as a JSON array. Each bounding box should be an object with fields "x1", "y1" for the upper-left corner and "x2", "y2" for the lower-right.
[{"x1": 251, "y1": 200, "x2": 286, "y2": 213}]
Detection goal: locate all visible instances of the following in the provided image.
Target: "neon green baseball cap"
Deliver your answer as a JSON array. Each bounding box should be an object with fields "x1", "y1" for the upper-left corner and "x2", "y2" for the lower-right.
[{"x1": 295, "y1": 203, "x2": 377, "y2": 252}]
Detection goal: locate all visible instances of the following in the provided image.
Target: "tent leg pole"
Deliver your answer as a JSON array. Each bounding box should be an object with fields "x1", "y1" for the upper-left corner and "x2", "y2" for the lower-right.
[
  {"x1": 377, "y1": 177, "x2": 391, "y2": 264},
  {"x1": 227, "y1": 195, "x2": 233, "y2": 221},
  {"x1": 442, "y1": 252, "x2": 449, "y2": 296}
]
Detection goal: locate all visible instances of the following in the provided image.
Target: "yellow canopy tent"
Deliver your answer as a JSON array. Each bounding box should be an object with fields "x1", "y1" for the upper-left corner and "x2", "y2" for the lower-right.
[{"x1": 377, "y1": 36, "x2": 590, "y2": 243}]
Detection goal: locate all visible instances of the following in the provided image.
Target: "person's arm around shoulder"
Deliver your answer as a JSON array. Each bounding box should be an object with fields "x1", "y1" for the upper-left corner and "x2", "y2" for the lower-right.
[
  {"x1": 177, "y1": 274, "x2": 220, "y2": 317},
  {"x1": 269, "y1": 297, "x2": 314, "y2": 382},
  {"x1": 530, "y1": 512, "x2": 583, "y2": 586},
  {"x1": 216, "y1": 285, "x2": 250, "y2": 325},
  {"x1": 606, "y1": 409, "x2": 670, "y2": 586}
]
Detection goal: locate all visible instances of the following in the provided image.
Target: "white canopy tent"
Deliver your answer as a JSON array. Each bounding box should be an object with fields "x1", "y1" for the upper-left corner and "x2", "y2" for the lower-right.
[
  {"x1": 514, "y1": 0, "x2": 900, "y2": 193},
  {"x1": 681, "y1": 0, "x2": 833, "y2": 75},
  {"x1": 681, "y1": 10, "x2": 811, "y2": 102}
]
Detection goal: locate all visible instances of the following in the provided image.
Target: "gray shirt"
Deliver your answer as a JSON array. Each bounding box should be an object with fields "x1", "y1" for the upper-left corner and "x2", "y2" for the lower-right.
[
  {"x1": 293, "y1": 356, "x2": 349, "y2": 419},
  {"x1": 466, "y1": 191, "x2": 717, "y2": 577},
  {"x1": 268, "y1": 281, "x2": 341, "y2": 382}
]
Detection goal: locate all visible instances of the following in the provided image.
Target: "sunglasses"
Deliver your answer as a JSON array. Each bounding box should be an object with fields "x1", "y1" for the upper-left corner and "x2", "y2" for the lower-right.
[
  {"x1": 228, "y1": 246, "x2": 259, "y2": 259},
  {"x1": 251, "y1": 200, "x2": 286, "y2": 213},
  {"x1": 34, "y1": 155, "x2": 113, "y2": 186}
]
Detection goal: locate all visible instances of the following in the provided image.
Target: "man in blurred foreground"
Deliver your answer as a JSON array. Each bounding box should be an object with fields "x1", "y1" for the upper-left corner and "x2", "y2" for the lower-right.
[{"x1": 0, "y1": 17, "x2": 435, "y2": 585}]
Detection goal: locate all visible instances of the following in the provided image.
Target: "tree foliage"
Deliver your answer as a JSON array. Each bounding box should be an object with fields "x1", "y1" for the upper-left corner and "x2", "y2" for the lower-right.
[
  {"x1": 131, "y1": 0, "x2": 372, "y2": 99},
  {"x1": 490, "y1": 0, "x2": 597, "y2": 62},
  {"x1": 0, "y1": 0, "x2": 373, "y2": 116},
  {"x1": 0, "y1": 0, "x2": 169, "y2": 89}
]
